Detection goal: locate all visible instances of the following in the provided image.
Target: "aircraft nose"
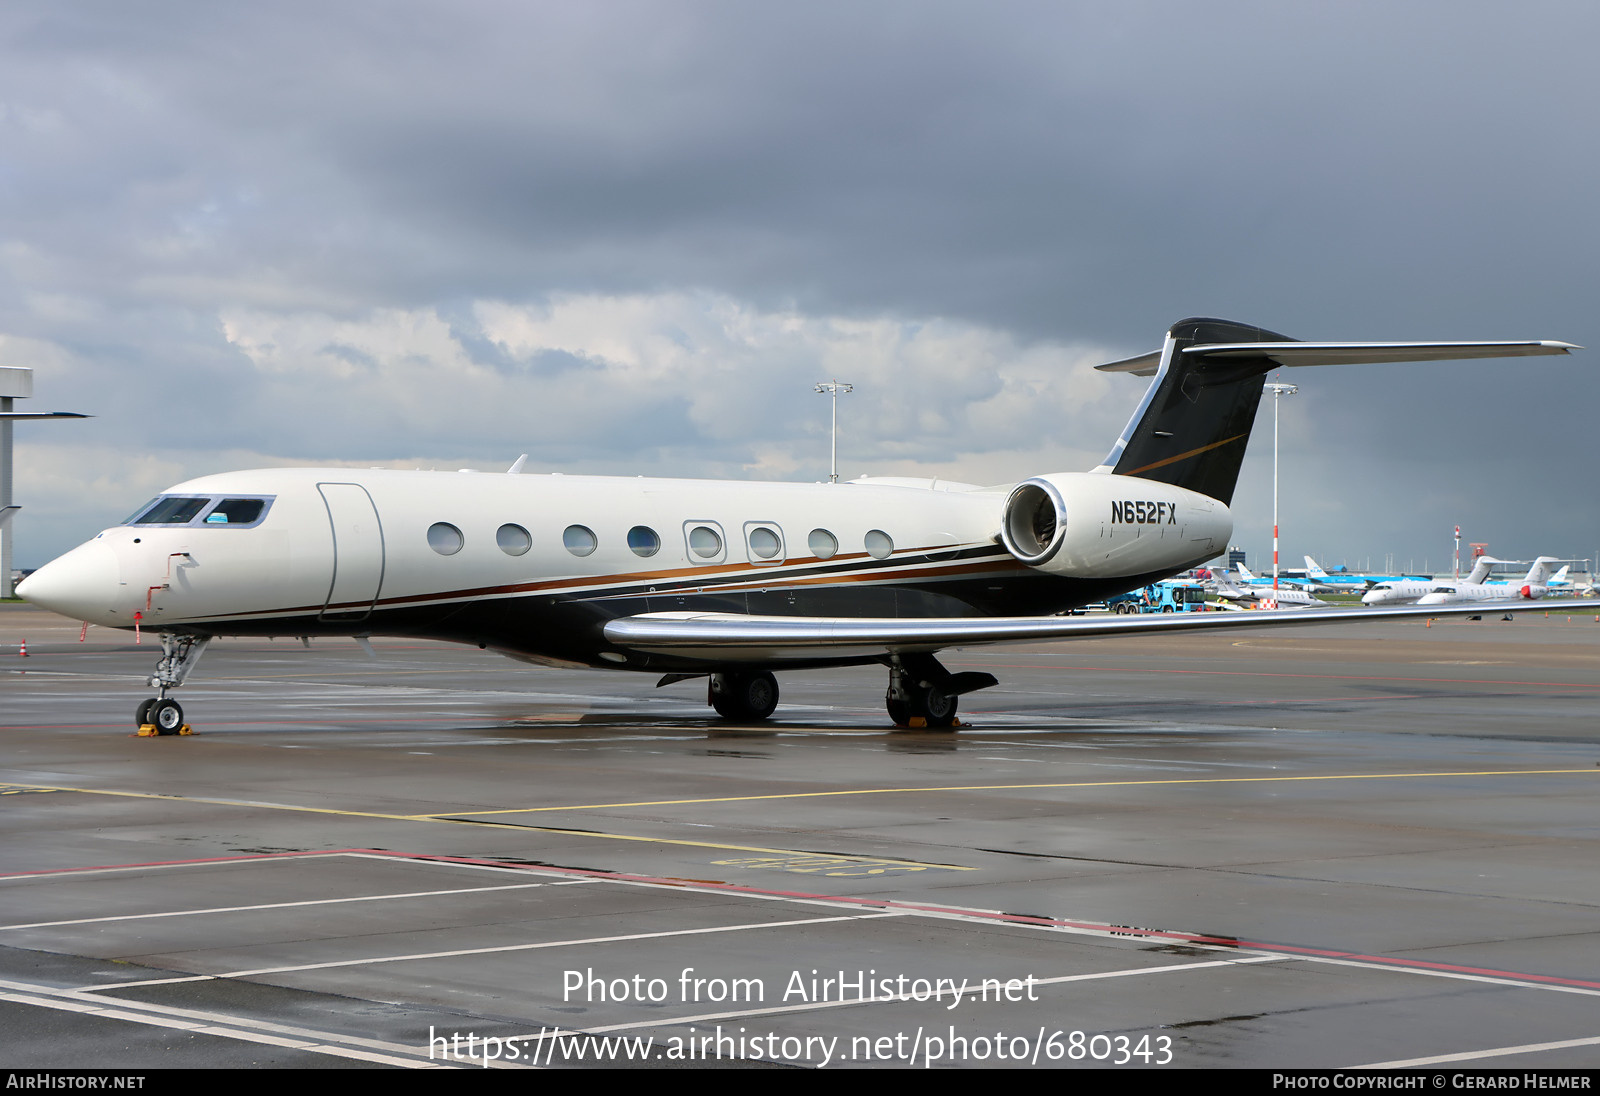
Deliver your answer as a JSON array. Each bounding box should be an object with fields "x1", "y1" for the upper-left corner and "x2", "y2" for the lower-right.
[{"x1": 16, "y1": 540, "x2": 121, "y2": 624}]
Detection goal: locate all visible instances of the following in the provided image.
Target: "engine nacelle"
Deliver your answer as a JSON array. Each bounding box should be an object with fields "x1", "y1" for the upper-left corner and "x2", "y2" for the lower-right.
[{"x1": 998, "y1": 473, "x2": 1232, "y2": 579}]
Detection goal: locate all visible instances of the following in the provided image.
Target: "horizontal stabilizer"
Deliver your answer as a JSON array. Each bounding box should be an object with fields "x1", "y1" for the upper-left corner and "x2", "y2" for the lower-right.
[
  {"x1": 1097, "y1": 340, "x2": 1578, "y2": 377},
  {"x1": 1094, "y1": 318, "x2": 1578, "y2": 506},
  {"x1": 0, "y1": 411, "x2": 92, "y2": 420}
]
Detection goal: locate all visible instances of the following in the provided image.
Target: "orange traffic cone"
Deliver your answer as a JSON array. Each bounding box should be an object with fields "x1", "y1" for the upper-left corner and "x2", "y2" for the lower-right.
[{"x1": 18, "y1": 638, "x2": 27, "y2": 657}]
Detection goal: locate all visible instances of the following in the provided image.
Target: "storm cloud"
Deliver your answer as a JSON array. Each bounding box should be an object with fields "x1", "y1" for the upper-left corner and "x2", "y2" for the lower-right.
[{"x1": 3, "y1": 1, "x2": 1595, "y2": 571}]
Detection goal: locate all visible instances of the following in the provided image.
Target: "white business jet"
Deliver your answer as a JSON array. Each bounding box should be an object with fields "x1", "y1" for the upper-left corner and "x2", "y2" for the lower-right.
[
  {"x1": 18, "y1": 318, "x2": 1593, "y2": 734},
  {"x1": 1210, "y1": 570, "x2": 1326, "y2": 610},
  {"x1": 1360, "y1": 557, "x2": 1571, "y2": 607}
]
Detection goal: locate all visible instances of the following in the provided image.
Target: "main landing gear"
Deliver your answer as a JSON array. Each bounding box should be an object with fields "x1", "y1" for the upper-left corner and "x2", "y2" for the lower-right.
[
  {"x1": 136, "y1": 634, "x2": 210, "y2": 736},
  {"x1": 708, "y1": 670, "x2": 780, "y2": 722},
  {"x1": 885, "y1": 653, "x2": 998, "y2": 730},
  {"x1": 686, "y1": 655, "x2": 999, "y2": 729}
]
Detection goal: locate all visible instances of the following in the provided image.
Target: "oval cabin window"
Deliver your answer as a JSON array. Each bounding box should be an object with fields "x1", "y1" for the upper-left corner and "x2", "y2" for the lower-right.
[
  {"x1": 428, "y1": 522, "x2": 464, "y2": 556},
  {"x1": 748, "y1": 527, "x2": 781, "y2": 559},
  {"x1": 688, "y1": 525, "x2": 722, "y2": 559},
  {"x1": 563, "y1": 525, "x2": 598, "y2": 557},
  {"x1": 628, "y1": 526, "x2": 661, "y2": 557},
  {"x1": 497, "y1": 523, "x2": 532, "y2": 556}
]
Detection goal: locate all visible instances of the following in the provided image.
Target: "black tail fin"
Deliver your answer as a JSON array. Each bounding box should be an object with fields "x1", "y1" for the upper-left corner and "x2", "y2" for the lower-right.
[{"x1": 1097, "y1": 317, "x2": 1291, "y2": 505}]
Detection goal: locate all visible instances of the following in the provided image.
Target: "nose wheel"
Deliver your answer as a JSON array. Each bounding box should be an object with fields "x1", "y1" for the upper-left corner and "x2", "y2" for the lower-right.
[{"x1": 136, "y1": 698, "x2": 186, "y2": 735}]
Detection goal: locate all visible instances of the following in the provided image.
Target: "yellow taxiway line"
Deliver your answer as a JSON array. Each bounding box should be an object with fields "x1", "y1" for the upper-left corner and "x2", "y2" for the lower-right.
[{"x1": 414, "y1": 768, "x2": 1600, "y2": 817}]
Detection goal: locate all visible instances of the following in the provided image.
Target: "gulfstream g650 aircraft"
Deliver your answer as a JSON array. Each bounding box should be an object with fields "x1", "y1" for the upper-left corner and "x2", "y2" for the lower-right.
[{"x1": 18, "y1": 318, "x2": 1593, "y2": 733}]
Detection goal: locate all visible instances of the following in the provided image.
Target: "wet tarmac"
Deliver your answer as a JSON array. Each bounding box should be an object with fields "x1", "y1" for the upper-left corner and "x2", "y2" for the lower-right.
[{"x1": 1, "y1": 602, "x2": 1598, "y2": 1069}]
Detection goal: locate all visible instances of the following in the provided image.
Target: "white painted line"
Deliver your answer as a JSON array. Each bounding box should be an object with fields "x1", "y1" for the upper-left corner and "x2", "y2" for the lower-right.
[
  {"x1": 87, "y1": 912, "x2": 902, "y2": 989},
  {"x1": 0, "y1": 975, "x2": 510, "y2": 1065},
  {"x1": 1359, "y1": 1033, "x2": 1600, "y2": 1068},
  {"x1": 522, "y1": 953, "x2": 1288, "y2": 1036},
  {"x1": 0, "y1": 986, "x2": 476, "y2": 1069},
  {"x1": 0, "y1": 881, "x2": 549, "y2": 931}
]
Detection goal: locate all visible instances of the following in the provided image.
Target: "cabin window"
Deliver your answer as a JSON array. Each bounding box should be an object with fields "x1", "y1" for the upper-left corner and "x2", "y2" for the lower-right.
[
  {"x1": 746, "y1": 524, "x2": 782, "y2": 561},
  {"x1": 865, "y1": 529, "x2": 894, "y2": 559},
  {"x1": 497, "y1": 523, "x2": 532, "y2": 556},
  {"x1": 808, "y1": 529, "x2": 838, "y2": 560},
  {"x1": 628, "y1": 526, "x2": 661, "y2": 558},
  {"x1": 428, "y1": 522, "x2": 464, "y2": 555},
  {"x1": 563, "y1": 525, "x2": 598, "y2": 557},
  {"x1": 685, "y1": 522, "x2": 725, "y2": 563}
]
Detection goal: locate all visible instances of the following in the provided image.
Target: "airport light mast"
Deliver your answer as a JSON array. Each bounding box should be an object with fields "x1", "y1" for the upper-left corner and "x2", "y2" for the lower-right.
[
  {"x1": 0, "y1": 367, "x2": 90, "y2": 599},
  {"x1": 814, "y1": 379, "x2": 853, "y2": 484},
  {"x1": 1264, "y1": 380, "x2": 1297, "y2": 590}
]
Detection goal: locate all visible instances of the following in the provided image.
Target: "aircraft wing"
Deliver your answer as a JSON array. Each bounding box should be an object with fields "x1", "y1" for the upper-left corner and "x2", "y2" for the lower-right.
[
  {"x1": 1095, "y1": 340, "x2": 1579, "y2": 377},
  {"x1": 604, "y1": 598, "x2": 1600, "y2": 663}
]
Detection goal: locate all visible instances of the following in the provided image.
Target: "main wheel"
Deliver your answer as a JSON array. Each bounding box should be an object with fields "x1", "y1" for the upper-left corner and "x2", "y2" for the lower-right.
[
  {"x1": 885, "y1": 693, "x2": 911, "y2": 728},
  {"x1": 709, "y1": 671, "x2": 779, "y2": 721},
  {"x1": 135, "y1": 698, "x2": 156, "y2": 727},
  {"x1": 150, "y1": 699, "x2": 184, "y2": 735},
  {"x1": 909, "y1": 684, "x2": 958, "y2": 729}
]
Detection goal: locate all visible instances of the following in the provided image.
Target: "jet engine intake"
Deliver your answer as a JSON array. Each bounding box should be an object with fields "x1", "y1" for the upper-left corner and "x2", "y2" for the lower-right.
[
  {"x1": 998, "y1": 473, "x2": 1232, "y2": 579},
  {"x1": 1000, "y1": 479, "x2": 1068, "y2": 566}
]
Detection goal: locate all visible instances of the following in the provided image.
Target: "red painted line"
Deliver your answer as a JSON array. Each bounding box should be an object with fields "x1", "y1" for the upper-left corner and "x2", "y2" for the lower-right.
[
  {"x1": 6, "y1": 846, "x2": 1595, "y2": 992},
  {"x1": 360, "y1": 851, "x2": 1600, "y2": 992},
  {"x1": 964, "y1": 661, "x2": 1600, "y2": 690}
]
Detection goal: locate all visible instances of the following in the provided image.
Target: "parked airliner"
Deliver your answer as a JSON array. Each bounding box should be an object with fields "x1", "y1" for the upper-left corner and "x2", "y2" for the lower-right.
[
  {"x1": 1302, "y1": 556, "x2": 1429, "y2": 591},
  {"x1": 18, "y1": 318, "x2": 1594, "y2": 733},
  {"x1": 1228, "y1": 562, "x2": 1316, "y2": 591}
]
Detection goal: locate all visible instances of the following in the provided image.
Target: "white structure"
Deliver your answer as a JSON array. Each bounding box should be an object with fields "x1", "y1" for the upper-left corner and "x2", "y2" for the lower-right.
[
  {"x1": 0, "y1": 366, "x2": 89, "y2": 598},
  {"x1": 813, "y1": 379, "x2": 853, "y2": 484}
]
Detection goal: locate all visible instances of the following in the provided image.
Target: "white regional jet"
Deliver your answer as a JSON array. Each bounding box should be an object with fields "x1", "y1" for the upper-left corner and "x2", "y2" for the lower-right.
[
  {"x1": 18, "y1": 318, "x2": 1596, "y2": 734},
  {"x1": 1362, "y1": 557, "x2": 1569, "y2": 608},
  {"x1": 1359, "y1": 555, "x2": 1507, "y2": 605}
]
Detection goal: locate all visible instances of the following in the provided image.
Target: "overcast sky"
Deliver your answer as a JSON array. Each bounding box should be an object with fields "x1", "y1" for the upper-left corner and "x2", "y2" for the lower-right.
[{"x1": 3, "y1": 1, "x2": 1596, "y2": 574}]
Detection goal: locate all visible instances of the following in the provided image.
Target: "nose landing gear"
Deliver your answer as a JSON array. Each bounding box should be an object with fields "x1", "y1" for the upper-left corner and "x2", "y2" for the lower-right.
[{"x1": 136, "y1": 634, "x2": 210, "y2": 736}]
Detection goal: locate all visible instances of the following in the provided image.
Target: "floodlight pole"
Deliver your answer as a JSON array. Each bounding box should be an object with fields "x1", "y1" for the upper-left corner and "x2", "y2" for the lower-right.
[
  {"x1": 1264, "y1": 381, "x2": 1297, "y2": 590},
  {"x1": 814, "y1": 380, "x2": 853, "y2": 484},
  {"x1": 0, "y1": 367, "x2": 90, "y2": 598}
]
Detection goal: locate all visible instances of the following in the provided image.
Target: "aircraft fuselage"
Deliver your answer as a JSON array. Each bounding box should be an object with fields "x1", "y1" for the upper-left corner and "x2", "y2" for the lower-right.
[{"x1": 24, "y1": 467, "x2": 1230, "y2": 673}]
